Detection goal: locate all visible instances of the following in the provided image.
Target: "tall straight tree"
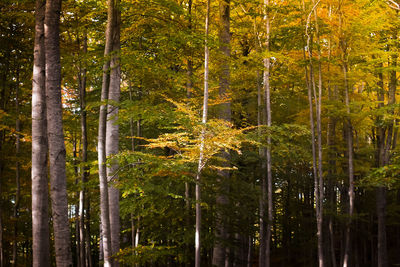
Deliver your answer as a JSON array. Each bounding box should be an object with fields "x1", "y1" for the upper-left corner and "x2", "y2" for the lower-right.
[
  {"x1": 212, "y1": 0, "x2": 231, "y2": 265},
  {"x1": 305, "y1": 1, "x2": 323, "y2": 266},
  {"x1": 78, "y1": 29, "x2": 90, "y2": 267},
  {"x1": 313, "y1": 3, "x2": 324, "y2": 267},
  {"x1": 195, "y1": 0, "x2": 210, "y2": 266},
  {"x1": 32, "y1": 0, "x2": 50, "y2": 265},
  {"x1": 262, "y1": 0, "x2": 273, "y2": 266},
  {"x1": 44, "y1": 0, "x2": 73, "y2": 265},
  {"x1": 106, "y1": 0, "x2": 121, "y2": 262},
  {"x1": 98, "y1": 0, "x2": 118, "y2": 265}
]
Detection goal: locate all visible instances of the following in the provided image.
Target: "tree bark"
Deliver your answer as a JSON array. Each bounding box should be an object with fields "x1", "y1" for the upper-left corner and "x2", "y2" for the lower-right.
[
  {"x1": 195, "y1": 1, "x2": 210, "y2": 266},
  {"x1": 106, "y1": 1, "x2": 121, "y2": 263},
  {"x1": 98, "y1": 0, "x2": 117, "y2": 265},
  {"x1": 32, "y1": 0, "x2": 50, "y2": 266},
  {"x1": 44, "y1": 0, "x2": 73, "y2": 265}
]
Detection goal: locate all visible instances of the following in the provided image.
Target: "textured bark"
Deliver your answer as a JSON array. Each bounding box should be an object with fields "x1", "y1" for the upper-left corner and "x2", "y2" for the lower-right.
[
  {"x1": 106, "y1": 1, "x2": 121, "y2": 262},
  {"x1": 212, "y1": 0, "x2": 231, "y2": 265},
  {"x1": 195, "y1": 1, "x2": 210, "y2": 265},
  {"x1": 31, "y1": 0, "x2": 50, "y2": 265},
  {"x1": 44, "y1": 0, "x2": 73, "y2": 265},
  {"x1": 98, "y1": 0, "x2": 117, "y2": 265}
]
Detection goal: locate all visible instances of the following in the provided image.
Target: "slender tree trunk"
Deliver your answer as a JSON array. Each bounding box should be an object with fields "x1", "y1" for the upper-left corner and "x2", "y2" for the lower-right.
[
  {"x1": 44, "y1": 0, "x2": 73, "y2": 265},
  {"x1": 212, "y1": 0, "x2": 231, "y2": 265},
  {"x1": 73, "y1": 137, "x2": 81, "y2": 267},
  {"x1": 313, "y1": 5, "x2": 324, "y2": 267},
  {"x1": 258, "y1": 70, "x2": 267, "y2": 267},
  {"x1": 195, "y1": 1, "x2": 210, "y2": 266},
  {"x1": 247, "y1": 236, "x2": 252, "y2": 267},
  {"x1": 327, "y1": 8, "x2": 337, "y2": 265},
  {"x1": 106, "y1": 1, "x2": 121, "y2": 263},
  {"x1": 78, "y1": 28, "x2": 88, "y2": 267},
  {"x1": 263, "y1": 2, "x2": 273, "y2": 266},
  {"x1": 32, "y1": 0, "x2": 50, "y2": 266},
  {"x1": 185, "y1": 2, "x2": 193, "y2": 265},
  {"x1": 12, "y1": 70, "x2": 21, "y2": 266},
  {"x1": 305, "y1": 2, "x2": 323, "y2": 266}
]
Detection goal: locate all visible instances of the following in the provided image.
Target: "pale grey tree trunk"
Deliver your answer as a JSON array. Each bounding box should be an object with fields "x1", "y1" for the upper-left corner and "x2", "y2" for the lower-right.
[
  {"x1": 98, "y1": 0, "x2": 117, "y2": 265},
  {"x1": 106, "y1": 1, "x2": 121, "y2": 263},
  {"x1": 44, "y1": 0, "x2": 73, "y2": 265},
  {"x1": 313, "y1": 6, "x2": 324, "y2": 267},
  {"x1": 262, "y1": 1, "x2": 273, "y2": 266},
  {"x1": 195, "y1": 1, "x2": 210, "y2": 266},
  {"x1": 32, "y1": 0, "x2": 50, "y2": 266},
  {"x1": 212, "y1": 0, "x2": 231, "y2": 265},
  {"x1": 78, "y1": 28, "x2": 89, "y2": 267}
]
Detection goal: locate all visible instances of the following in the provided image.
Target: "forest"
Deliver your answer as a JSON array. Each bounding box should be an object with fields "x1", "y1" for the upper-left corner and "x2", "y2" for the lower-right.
[{"x1": 1, "y1": 0, "x2": 400, "y2": 266}]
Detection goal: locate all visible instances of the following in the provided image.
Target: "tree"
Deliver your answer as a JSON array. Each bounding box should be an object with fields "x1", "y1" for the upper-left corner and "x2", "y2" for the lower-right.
[
  {"x1": 32, "y1": 0, "x2": 50, "y2": 265},
  {"x1": 106, "y1": 0, "x2": 121, "y2": 262},
  {"x1": 44, "y1": 0, "x2": 73, "y2": 265},
  {"x1": 98, "y1": 0, "x2": 119, "y2": 265}
]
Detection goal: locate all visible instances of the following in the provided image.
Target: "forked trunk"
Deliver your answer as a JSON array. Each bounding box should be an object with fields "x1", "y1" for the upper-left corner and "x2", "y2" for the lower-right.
[{"x1": 98, "y1": 0, "x2": 117, "y2": 265}]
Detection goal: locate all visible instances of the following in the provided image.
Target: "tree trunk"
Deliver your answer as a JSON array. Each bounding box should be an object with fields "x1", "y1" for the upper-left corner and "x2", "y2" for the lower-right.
[
  {"x1": 313, "y1": 6, "x2": 324, "y2": 267},
  {"x1": 44, "y1": 0, "x2": 73, "y2": 265},
  {"x1": 12, "y1": 69, "x2": 21, "y2": 267},
  {"x1": 258, "y1": 69, "x2": 267, "y2": 267},
  {"x1": 78, "y1": 28, "x2": 89, "y2": 267},
  {"x1": 263, "y1": 2, "x2": 273, "y2": 266},
  {"x1": 305, "y1": 2, "x2": 323, "y2": 265},
  {"x1": 32, "y1": 0, "x2": 50, "y2": 266},
  {"x1": 212, "y1": 0, "x2": 231, "y2": 265},
  {"x1": 195, "y1": 1, "x2": 210, "y2": 266},
  {"x1": 98, "y1": 0, "x2": 117, "y2": 265},
  {"x1": 106, "y1": 1, "x2": 121, "y2": 263}
]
